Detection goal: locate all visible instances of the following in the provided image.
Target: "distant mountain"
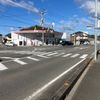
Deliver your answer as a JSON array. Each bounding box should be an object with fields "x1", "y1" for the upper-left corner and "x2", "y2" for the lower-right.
[
  {"x1": 5, "y1": 33, "x2": 11, "y2": 38},
  {"x1": 88, "y1": 35, "x2": 94, "y2": 38},
  {"x1": 0, "y1": 34, "x2": 2, "y2": 36}
]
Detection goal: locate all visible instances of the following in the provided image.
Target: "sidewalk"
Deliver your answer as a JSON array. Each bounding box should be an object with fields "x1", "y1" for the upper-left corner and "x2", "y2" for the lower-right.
[{"x1": 66, "y1": 55, "x2": 100, "y2": 100}]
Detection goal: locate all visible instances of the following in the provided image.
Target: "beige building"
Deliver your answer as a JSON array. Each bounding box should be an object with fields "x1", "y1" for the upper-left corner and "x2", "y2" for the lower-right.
[
  {"x1": 71, "y1": 31, "x2": 89, "y2": 45},
  {"x1": 11, "y1": 25, "x2": 62, "y2": 46}
]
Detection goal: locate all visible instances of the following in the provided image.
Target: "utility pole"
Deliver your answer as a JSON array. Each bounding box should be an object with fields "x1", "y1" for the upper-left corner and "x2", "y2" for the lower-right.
[
  {"x1": 94, "y1": 0, "x2": 98, "y2": 61},
  {"x1": 40, "y1": 10, "x2": 46, "y2": 45}
]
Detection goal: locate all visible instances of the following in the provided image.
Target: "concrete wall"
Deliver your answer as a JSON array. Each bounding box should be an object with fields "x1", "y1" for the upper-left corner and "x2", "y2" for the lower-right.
[{"x1": 11, "y1": 32, "x2": 62, "y2": 46}]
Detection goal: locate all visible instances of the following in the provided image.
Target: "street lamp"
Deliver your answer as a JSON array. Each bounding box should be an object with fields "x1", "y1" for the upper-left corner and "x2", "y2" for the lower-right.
[
  {"x1": 86, "y1": 0, "x2": 98, "y2": 61},
  {"x1": 52, "y1": 22, "x2": 55, "y2": 29}
]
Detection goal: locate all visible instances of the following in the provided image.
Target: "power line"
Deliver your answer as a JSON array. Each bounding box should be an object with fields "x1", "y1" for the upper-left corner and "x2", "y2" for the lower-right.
[
  {"x1": 0, "y1": 14, "x2": 34, "y2": 25},
  {"x1": 0, "y1": 24, "x2": 23, "y2": 28}
]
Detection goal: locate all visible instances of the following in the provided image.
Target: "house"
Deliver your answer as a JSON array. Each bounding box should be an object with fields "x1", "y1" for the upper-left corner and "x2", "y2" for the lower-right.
[
  {"x1": 71, "y1": 31, "x2": 89, "y2": 45},
  {"x1": 11, "y1": 25, "x2": 62, "y2": 46}
]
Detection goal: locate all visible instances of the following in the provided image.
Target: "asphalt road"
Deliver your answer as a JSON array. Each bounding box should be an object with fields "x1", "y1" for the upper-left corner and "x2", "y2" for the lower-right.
[{"x1": 0, "y1": 45, "x2": 94, "y2": 100}]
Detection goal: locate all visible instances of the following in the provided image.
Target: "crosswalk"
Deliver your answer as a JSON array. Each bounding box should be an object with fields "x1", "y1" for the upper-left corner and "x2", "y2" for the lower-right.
[
  {"x1": 26, "y1": 57, "x2": 40, "y2": 61},
  {"x1": 0, "y1": 51, "x2": 89, "y2": 71},
  {"x1": 14, "y1": 59, "x2": 27, "y2": 65},
  {"x1": 0, "y1": 63, "x2": 8, "y2": 70},
  {"x1": 71, "y1": 54, "x2": 80, "y2": 58},
  {"x1": 62, "y1": 53, "x2": 72, "y2": 57}
]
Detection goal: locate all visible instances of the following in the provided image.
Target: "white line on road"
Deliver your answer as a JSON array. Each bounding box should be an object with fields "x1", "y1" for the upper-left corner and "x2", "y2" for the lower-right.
[
  {"x1": 33, "y1": 52, "x2": 45, "y2": 55},
  {"x1": 39, "y1": 52, "x2": 53, "y2": 56},
  {"x1": 0, "y1": 63, "x2": 8, "y2": 70},
  {"x1": 46, "y1": 52, "x2": 58, "y2": 56},
  {"x1": 62, "y1": 53, "x2": 72, "y2": 57},
  {"x1": 27, "y1": 57, "x2": 40, "y2": 61},
  {"x1": 65, "y1": 58, "x2": 91, "y2": 100},
  {"x1": 14, "y1": 59, "x2": 27, "y2": 65},
  {"x1": 0, "y1": 57, "x2": 13, "y2": 59},
  {"x1": 24, "y1": 58, "x2": 86, "y2": 100},
  {"x1": 37, "y1": 55, "x2": 49, "y2": 58},
  {"x1": 80, "y1": 54, "x2": 88, "y2": 59},
  {"x1": 71, "y1": 54, "x2": 80, "y2": 58},
  {"x1": 55, "y1": 53, "x2": 65, "y2": 57}
]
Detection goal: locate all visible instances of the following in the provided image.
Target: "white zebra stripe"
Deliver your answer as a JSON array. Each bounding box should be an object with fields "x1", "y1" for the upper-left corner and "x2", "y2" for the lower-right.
[
  {"x1": 27, "y1": 57, "x2": 40, "y2": 61},
  {"x1": 47, "y1": 52, "x2": 58, "y2": 56},
  {"x1": 62, "y1": 53, "x2": 72, "y2": 57},
  {"x1": 80, "y1": 54, "x2": 88, "y2": 59},
  {"x1": 0, "y1": 63, "x2": 8, "y2": 70},
  {"x1": 14, "y1": 59, "x2": 27, "y2": 65},
  {"x1": 71, "y1": 54, "x2": 80, "y2": 58}
]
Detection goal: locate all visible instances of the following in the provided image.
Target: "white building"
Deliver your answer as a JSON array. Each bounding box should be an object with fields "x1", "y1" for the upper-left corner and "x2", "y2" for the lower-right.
[
  {"x1": 61, "y1": 32, "x2": 70, "y2": 41},
  {"x1": 11, "y1": 26, "x2": 62, "y2": 46}
]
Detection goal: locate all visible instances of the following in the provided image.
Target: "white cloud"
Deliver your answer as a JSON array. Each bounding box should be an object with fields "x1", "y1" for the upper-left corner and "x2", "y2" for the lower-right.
[
  {"x1": 80, "y1": 1, "x2": 95, "y2": 14},
  {"x1": 0, "y1": 0, "x2": 39, "y2": 13},
  {"x1": 56, "y1": 15, "x2": 94, "y2": 32},
  {"x1": 75, "y1": 0, "x2": 100, "y2": 16}
]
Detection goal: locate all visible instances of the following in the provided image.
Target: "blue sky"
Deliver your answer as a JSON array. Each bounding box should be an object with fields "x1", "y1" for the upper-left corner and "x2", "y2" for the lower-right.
[{"x1": 0, "y1": 0, "x2": 99, "y2": 35}]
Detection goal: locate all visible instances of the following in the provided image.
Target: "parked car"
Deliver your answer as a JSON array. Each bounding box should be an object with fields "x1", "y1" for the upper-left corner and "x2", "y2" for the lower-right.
[
  {"x1": 5, "y1": 42, "x2": 17, "y2": 46},
  {"x1": 83, "y1": 41, "x2": 90, "y2": 45},
  {"x1": 60, "y1": 40, "x2": 73, "y2": 46}
]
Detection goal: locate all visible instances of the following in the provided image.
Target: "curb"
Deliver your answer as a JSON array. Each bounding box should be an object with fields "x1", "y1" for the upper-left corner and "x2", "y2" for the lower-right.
[{"x1": 51, "y1": 57, "x2": 93, "y2": 100}]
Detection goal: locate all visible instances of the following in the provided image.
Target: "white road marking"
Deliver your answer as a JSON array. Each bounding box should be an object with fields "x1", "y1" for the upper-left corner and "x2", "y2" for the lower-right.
[
  {"x1": 55, "y1": 53, "x2": 65, "y2": 57},
  {"x1": 0, "y1": 63, "x2": 8, "y2": 70},
  {"x1": 39, "y1": 52, "x2": 53, "y2": 56},
  {"x1": 14, "y1": 59, "x2": 27, "y2": 65},
  {"x1": 80, "y1": 54, "x2": 88, "y2": 59},
  {"x1": 37, "y1": 55, "x2": 49, "y2": 58},
  {"x1": 24, "y1": 58, "x2": 86, "y2": 100},
  {"x1": 62, "y1": 53, "x2": 72, "y2": 57},
  {"x1": 66, "y1": 58, "x2": 91, "y2": 100},
  {"x1": 33, "y1": 52, "x2": 45, "y2": 55},
  {"x1": 0, "y1": 57, "x2": 13, "y2": 59},
  {"x1": 47, "y1": 52, "x2": 58, "y2": 56},
  {"x1": 71, "y1": 54, "x2": 80, "y2": 58},
  {"x1": 27, "y1": 57, "x2": 40, "y2": 61}
]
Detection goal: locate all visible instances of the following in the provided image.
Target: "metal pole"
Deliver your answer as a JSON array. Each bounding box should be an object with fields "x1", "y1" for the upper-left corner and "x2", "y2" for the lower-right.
[
  {"x1": 74, "y1": 34, "x2": 76, "y2": 45},
  {"x1": 41, "y1": 12, "x2": 44, "y2": 45},
  {"x1": 94, "y1": 0, "x2": 98, "y2": 61},
  {"x1": 40, "y1": 10, "x2": 46, "y2": 46}
]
